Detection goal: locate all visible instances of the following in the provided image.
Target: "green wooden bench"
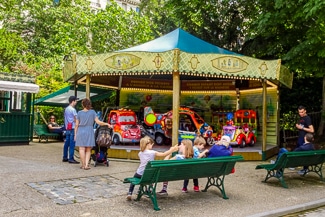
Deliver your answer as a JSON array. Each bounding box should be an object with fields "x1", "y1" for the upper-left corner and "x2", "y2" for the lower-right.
[
  {"x1": 123, "y1": 155, "x2": 244, "y2": 210},
  {"x1": 255, "y1": 150, "x2": 325, "y2": 188},
  {"x1": 33, "y1": 124, "x2": 61, "y2": 142}
]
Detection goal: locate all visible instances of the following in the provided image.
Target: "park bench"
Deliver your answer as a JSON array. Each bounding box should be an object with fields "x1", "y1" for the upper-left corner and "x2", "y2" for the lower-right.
[
  {"x1": 33, "y1": 124, "x2": 61, "y2": 142},
  {"x1": 123, "y1": 155, "x2": 244, "y2": 211},
  {"x1": 255, "y1": 150, "x2": 325, "y2": 188}
]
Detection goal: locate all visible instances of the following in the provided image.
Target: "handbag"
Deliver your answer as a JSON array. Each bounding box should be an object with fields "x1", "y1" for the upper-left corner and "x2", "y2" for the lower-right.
[{"x1": 66, "y1": 122, "x2": 73, "y2": 130}]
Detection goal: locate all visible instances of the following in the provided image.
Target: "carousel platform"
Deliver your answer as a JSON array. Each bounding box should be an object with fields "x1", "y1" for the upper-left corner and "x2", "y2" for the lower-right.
[{"x1": 107, "y1": 143, "x2": 279, "y2": 161}]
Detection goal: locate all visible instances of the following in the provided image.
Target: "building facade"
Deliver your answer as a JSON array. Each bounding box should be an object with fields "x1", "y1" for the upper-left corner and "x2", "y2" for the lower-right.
[{"x1": 89, "y1": 0, "x2": 140, "y2": 12}]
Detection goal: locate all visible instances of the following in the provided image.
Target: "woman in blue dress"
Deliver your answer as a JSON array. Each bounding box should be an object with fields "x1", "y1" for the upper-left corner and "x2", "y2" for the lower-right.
[{"x1": 74, "y1": 98, "x2": 112, "y2": 170}]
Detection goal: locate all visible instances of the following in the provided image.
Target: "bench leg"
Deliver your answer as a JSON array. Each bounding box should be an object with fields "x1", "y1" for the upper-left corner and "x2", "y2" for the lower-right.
[
  {"x1": 264, "y1": 169, "x2": 288, "y2": 188},
  {"x1": 202, "y1": 176, "x2": 229, "y2": 199},
  {"x1": 306, "y1": 165, "x2": 324, "y2": 181},
  {"x1": 135, "y1": 184, "x2": 160, "y2": 211}
]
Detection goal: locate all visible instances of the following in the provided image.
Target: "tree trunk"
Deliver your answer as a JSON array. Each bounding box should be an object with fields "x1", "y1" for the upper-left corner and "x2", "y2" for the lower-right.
[{"x1": 316, "y1": 75, "x2": 325, "y2": 136}]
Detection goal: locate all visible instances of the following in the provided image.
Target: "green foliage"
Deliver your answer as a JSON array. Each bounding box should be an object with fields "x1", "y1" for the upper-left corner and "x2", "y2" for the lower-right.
[
  {"x1": 140, "y1": 0, "x2": 251, "y2": 52},
  {"x1": 245, "y1": 0, "x2": 325, "y2": 78},
  {"x1": 280, "y1": 111, "x2": 298, "y2": 131},
  {"x1": 0, "y1": 28, "x2": 27, "y2": 72},
  {"x1": 280, "y1": 77, "x2": 322, "y2": 114},
  {"x1": 91, "y1": 2, "x2": 153, "y2": 53},
  {"x1": 0, "y1": 0, "x2": 154, "y2": 117}
]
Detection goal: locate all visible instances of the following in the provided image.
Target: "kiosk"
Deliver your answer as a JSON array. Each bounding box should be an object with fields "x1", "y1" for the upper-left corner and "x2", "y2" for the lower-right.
[{"x1": 0, "y1": 72, "x2": 39, "y2": 145}]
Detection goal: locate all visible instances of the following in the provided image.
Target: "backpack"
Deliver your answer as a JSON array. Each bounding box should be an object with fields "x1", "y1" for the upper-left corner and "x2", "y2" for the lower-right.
[{"x1": 95, "y1": 125, "x2": 112, "y2": 147}]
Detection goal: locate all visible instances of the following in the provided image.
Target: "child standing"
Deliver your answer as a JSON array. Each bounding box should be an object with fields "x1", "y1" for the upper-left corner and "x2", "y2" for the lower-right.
[
  {"x1": 127, "y1": 136, "x2": 178, "y2": 200},
  {"x1": 158, "y1": 139, "x2": 194, "y2": 195},
  {"x1": 182, "y1": 136, "x2": 209, "y2": 193}
]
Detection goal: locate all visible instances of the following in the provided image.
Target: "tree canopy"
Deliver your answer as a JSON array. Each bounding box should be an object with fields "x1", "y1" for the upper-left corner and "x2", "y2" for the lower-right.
[
  {"x1": 0, "y1": 0, "x2": 153, "y2": 96},
  {"x1": 0, "y1": 0, "x2": 153, "y2": 121},
  {"x1": 1, "y1": 0, "x2": 324, "y2": 130}
]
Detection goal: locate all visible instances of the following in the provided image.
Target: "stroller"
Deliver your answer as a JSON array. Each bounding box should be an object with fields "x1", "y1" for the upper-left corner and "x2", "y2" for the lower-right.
[{"x1": 91, "y1": 125, "x2": 112, "y2": 167}]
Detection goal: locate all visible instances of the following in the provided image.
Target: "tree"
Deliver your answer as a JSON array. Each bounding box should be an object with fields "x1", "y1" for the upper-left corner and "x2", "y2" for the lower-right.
[
  {"x1": 140, "y1": 0, "x2": 252, "y2": 52},
  {"x1": 0, "y1": 28, "x2": 27, "y2": 72},
  {"x1": 90, "y1": 2, "x2": 153, "y2": 53},
  {"x1": 0, "y1": 0, "x2": 153, "y2": 119},
  {"x1": 244, "y1": 0, "x2": 325, "y2": 135}
]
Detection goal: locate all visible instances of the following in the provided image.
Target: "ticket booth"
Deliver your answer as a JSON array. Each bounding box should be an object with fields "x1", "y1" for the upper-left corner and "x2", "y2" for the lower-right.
[{"x1": 0, "y1": 72, "x2": 39, "y2": 145}]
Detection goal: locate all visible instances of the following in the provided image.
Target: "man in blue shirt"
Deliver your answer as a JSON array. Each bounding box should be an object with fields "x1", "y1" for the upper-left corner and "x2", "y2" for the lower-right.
[{"x1": 63, "y1": 96, "x2": 79, "y2": 164}]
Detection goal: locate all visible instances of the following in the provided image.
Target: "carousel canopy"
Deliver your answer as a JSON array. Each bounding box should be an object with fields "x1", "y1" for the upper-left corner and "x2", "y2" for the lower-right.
[
  {"x1": 34, "y1": 85, "x2": 113, "y2": 107},
  {"x1": 63, "y1": 28, "x2": 292, "y2": 89},
  {"x1": 121, "y1": 28, "x2": 239, "y2": 54}
]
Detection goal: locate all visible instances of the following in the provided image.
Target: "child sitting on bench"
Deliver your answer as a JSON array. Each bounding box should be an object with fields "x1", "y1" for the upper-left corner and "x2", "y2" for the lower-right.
[
  {"x1": 126, "y1": 136, "x2": 178, "y2": 201},
  {"x1": 157, "y1": 139, "x2": 194, "y2": 195},
  {"x1": 206, "y1": 135, "x2": 233, "y2": 158}
]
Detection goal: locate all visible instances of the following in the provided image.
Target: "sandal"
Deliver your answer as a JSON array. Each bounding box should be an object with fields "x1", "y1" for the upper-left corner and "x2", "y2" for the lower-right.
[
  {"x1": 84, "y1": 166, "x2": 91, "y2": 170},
  {"x1": 80, "y1": 166, "x2": 85, "y2": 169}
]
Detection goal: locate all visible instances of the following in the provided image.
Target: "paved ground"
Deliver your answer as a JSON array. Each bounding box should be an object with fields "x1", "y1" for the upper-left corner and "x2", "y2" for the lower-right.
[{"x1": 1, "y1": 140, "x2": 325, "y2": 217}]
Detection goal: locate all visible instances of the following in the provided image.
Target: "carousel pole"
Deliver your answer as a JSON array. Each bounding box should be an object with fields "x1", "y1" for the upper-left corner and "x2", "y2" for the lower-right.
[
  {"x1": 86, "y1": 74, "x2": 90, "y2": 99},
  {"x1": 262, "y1": 79, "x2": 267, "y2": 155},
  {"x1": 172, "y1": 49, "x2": 181, "y2": 146}
]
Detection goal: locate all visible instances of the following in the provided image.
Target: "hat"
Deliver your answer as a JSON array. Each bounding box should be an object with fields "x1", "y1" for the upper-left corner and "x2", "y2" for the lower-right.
[
  {"x1": 218, "y1": 135, "x2": 230, "y2": 147},
  {"x1": 68, "y1": 96, "x2": 79, "y2": 103}
]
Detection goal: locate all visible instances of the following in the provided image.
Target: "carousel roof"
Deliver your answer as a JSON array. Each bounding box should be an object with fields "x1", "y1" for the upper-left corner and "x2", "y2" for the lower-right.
[
  {"x1": 63, "y1": 28, "x2": 292, "y2": 89},
  {"x1": 121, "y1": 28, "x2": 239, "y2": 55}
]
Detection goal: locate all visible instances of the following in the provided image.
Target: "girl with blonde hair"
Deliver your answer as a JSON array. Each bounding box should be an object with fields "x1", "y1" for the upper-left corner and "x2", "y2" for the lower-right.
[
  {"x1": 158, "y1": 139, "x2": 194, "y2": 195},
  {"x1": 127, "y1": 136, "x2": 178, "y2": 200}
]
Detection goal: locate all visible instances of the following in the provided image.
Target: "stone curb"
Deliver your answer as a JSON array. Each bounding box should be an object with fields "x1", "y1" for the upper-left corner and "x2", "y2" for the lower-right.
[{"x1": 248, "y1": 198, "x2": 325, "y2": 217}]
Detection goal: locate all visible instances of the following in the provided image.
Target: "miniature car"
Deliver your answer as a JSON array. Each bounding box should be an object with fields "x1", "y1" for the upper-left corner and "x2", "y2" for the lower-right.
[
  {"x1": 107, "y1": 108, "x2": 141, "y2": 145},
  {"x1": 222, "y1": 109, "x2": 257, "y2": 148},
  {"x1": 141, "y1": 106, "x2": 216, "y2": 145}
]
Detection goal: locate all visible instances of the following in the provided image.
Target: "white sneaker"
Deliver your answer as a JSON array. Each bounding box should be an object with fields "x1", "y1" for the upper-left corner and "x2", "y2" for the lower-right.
[
  {"x1": 126, "y1": 193, "x2": 132, "y2": 201},
  {"x1": 157, "y1": 190, "x2": 168, "y2": 195}
]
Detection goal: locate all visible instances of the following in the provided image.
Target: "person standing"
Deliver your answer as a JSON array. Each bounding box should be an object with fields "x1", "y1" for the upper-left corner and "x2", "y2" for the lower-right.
[
  {"x1": 295, "y1": 105, "x2": 314, "y2": 148},
  {"x1": 63, "y1": 96, "x2": 79, "y2": 164},
  {"x1": 74, "y1": 98, "x2": 112, "y2": 170}
]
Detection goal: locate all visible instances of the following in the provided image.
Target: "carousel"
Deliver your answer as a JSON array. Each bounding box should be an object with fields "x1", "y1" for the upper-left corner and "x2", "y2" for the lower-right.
[{"x1": 62, "y1": 28, "x2": 292, "y2": 160}]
